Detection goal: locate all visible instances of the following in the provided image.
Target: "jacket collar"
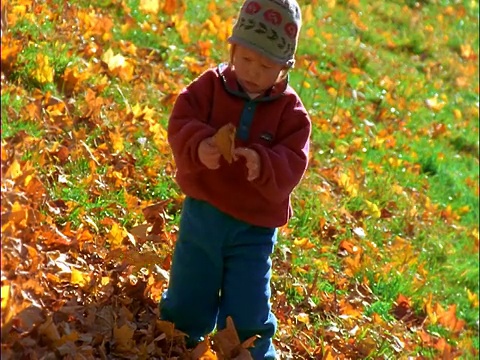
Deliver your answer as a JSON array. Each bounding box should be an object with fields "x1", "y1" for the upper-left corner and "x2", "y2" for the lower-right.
[{"x1": 217, "y1": 63, "x2": 288, "y2": 102}]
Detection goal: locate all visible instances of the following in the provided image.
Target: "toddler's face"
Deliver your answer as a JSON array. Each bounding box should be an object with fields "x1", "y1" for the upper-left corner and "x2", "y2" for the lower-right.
[{"x1": 232, "y1": 45, "x2": 285, "y2": 94}]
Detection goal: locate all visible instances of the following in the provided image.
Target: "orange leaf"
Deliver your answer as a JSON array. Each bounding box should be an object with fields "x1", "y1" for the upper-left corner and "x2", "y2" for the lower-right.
[
  {"x1": 162, "y1": 0, "x2": 177, "y2": 14},
  {"x1": 190, "y1": 340, "x2": 217, "y2": 359},
  {"x1": 212, "y1": 316, "x2": 255, "y2": 359},
  {"x1": 437, "y1": 304, "x2": 465, "y2": 334}
]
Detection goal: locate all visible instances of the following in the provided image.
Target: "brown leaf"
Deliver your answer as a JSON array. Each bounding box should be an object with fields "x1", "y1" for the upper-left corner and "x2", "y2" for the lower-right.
[
  {"x1": 143, "y1": 200, "x2": 170, "y2": 223},
  {"x1": 213, "y1": 123, "x2": 236, "y2": 164},
  {"x1": 212, "y1": 316, "x2": 255, "y2": 360},
  {"x1": 156, "y1": 319, "x2": 187, "y2": 340},
  {"x1": 113, "y1": 322, "x2": 136, "y2": 352}
]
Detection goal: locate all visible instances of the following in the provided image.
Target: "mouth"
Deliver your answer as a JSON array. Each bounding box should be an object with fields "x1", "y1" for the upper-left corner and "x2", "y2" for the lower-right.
[{"x1": 242, "y1": 80, "x2": 259, "y2": 92}]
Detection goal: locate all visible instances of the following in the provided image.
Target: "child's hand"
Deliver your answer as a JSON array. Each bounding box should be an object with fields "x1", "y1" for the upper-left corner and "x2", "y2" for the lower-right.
[
  {"x1": 198, "y1": 137, "x2": 221, "y2": 169},
  {"x1": 234, "y1": 147, "x2": 261, "y2": 181}
]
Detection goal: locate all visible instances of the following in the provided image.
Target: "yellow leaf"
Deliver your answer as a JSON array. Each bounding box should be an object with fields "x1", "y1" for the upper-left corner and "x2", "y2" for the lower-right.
[
  {"x1": 1, "y1": 284, "x2": 10, "y2": 310},
  {"x1": 425, "y1": 95, "x2": 445, "y2": 112},
  {"x1": 109, "y1": 128, "x2": 124, "y2": 154},
  {"x1": 460, "y1": 43, "x2": 475, "y2": 60},
  {"x1": 339, "y1": 172, "x2": 358, "y2": 197},
  {"x1": 424, "y1": 294, "x2": 437, "y2": 324},
  {"x1": 296, "y1": 312, "x2": 310, "y2": 325},
  {"x1": 365, "y1": 200, "x2": 381, "y2": 218},
  {"x1": 71, "y1": 267, "x2": 90, "y2": 287},
  {"x1": 31, "y1": 53, "x2": 54, "y2": 84},
  {"x1": 453, "y1": 109, "x2": 462, "y2": 119},
  {"x1": 117, "y1": 60, "x2": 135, "y2": 82},
  {"x1": 313, "y1": 259, "x2": 330, "y2": 272},
  {"x1": 293, "y1": 237, "x2": 315, "y2": 250},
  {"x1": 304, "y1": 5, "x2": 314, "y2": 23},
  {"x1": 172, "y1": 15, "x2": 190, "y2": 43},
  {"x1": 327, "y1": 87, "x2": 337, "y2": 97},
  {"x1": 5, "y1": 159, "x2": 22, "y2": 180},
  {"x1": 139, "y1": 0, "x2": 159, "y2": 14},
  {"x1": 467, "y1": 289, "x2": 479, "y2": 308},
  {"x1": 326, "y1": 0, "x2": 336, "y2": 8},
  {"x1": 388, "y1": 157, "x2": 403, "y2": 167},
  {"x1": 108, "y1": 222, "x2": 127, "y2": 249},
  {"x1": 102, "y1": 48, "x2": 127, "y2": 72},
  {"x1": 131, "y1": 103, "x2": 143, "y2": 118}
]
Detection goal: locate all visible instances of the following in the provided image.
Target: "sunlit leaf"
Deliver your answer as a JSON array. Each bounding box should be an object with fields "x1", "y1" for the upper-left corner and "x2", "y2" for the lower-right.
[
  {"x1": 107, "y1": 222, "x2": 127, "y2": 249},
  {"x1": 364, "y1": 200, "x2": 381, "y2": 219},
  {"x1": 425, "y1": 95, "x2": 446, "y2": 112},
  {"x1": 31, "y1": 53, "x2": 54, "y2": 84},
  {"x1": 139, "y1": 0, "x2": 159, "y2": 14},
  {"x1": 1, "y1": 284, "x2": 11, "y2": 311},
  {"x1": 71, "y1": 267, "x2": 91, "y2": 287},
  {"x1": 5, "y1": 159, "x2": 22, "y2": 179}
]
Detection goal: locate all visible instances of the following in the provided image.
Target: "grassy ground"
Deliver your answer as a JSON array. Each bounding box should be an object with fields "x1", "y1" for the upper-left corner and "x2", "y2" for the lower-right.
[{"x1": 1, "y1": 0, "x2": 479, "y2": 358}]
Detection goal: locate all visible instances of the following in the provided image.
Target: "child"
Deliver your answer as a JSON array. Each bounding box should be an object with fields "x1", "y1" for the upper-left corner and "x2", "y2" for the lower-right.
[{"x1": 159, "y1": 0, "x2": 310, "y2": 358}]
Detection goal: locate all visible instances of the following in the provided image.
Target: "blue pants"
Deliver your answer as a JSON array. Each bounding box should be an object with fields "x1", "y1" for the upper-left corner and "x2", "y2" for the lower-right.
[{"x1": 160, "y1": 197, "x2": 277, "y2": 359}]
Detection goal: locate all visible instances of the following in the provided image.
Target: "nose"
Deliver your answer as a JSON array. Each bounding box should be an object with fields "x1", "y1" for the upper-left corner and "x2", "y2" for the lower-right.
[{"x1": 247, "y1": 63, "x2": 261, "y2": 79}]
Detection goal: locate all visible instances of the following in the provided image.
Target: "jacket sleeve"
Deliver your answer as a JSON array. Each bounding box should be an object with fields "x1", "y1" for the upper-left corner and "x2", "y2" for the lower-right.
[
  {"x1": 250, "y1": 97, "x2": 311, "y2": 203},
  {"x1": 167, "y1": 70, "x2": 217, "y2": 174}
]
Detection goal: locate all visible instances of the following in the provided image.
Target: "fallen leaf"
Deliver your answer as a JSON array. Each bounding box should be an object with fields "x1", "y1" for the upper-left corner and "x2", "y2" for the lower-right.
[
  {"x1": 139, "y1": 0, "x2": 159, "y2": 14},
  {"x1": 212, "y1": 316, "x2": 255, "y2": 359}
]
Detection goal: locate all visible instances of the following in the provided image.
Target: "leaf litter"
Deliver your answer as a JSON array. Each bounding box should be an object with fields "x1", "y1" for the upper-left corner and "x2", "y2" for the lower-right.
[{"x1": 1, "y1": 0, "x2": 478, "y2": 358}]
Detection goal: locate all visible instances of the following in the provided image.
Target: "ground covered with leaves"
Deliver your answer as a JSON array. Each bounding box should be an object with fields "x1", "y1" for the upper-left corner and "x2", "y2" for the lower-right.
[{"x1": 1, "y1": 0, "x2": 479, "y2": 359}]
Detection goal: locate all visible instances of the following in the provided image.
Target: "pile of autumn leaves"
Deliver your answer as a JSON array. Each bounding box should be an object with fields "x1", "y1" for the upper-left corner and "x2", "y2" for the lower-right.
[{"x1": 1, "y1": 165, "x2": 253, "y2": 359}]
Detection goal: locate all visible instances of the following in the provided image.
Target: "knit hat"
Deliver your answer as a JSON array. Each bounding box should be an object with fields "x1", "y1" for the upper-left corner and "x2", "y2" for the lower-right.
[{"x1": 228, "y1": 0, "x2": 302, "y2": 67}]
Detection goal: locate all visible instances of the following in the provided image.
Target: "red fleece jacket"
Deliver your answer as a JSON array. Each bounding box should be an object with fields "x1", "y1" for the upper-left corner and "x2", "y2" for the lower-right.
[{"x1": 168, "y1": 64, "x2": 311, "y2": 228}]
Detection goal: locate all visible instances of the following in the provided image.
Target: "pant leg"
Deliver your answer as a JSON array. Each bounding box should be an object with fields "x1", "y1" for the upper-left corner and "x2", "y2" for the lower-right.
[
  {"x1": 159, "y1": 197, "x2": 224, "y2": 347},
  {"x1": 217, "y1": 226, "x2": 278, "y2": 360}
]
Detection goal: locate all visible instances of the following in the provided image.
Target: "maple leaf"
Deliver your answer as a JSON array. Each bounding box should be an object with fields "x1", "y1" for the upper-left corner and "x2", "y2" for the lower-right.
[
  {"x1": 102, "y1": 48, "x2": 135, "y2": 81},
  {"x1": 213, "y1": 123, "x2": 236, "y2": 164},
  {"x1": 109, "y1": 128, "x2": 125, "y2": 154},
  {"x1": 31, "y1": 53, "x2": 54, "y2": 84},
  {"x1": 364, "y1": 200, "x2": 381, "y2": 219},
  {"x1": 425, "y1": 95, "x2": 445, "y2": 112},
  {"x1": 212, "y1": 316, "x2": 257, "y2": 360},
  {"x1": 70, "y1": 267, "x2": 91, "y2": 288},
  {"x1": 293, "y1": 237, "x2": 316, "y2": 250},
  {"x1": 163, "y1": 0, "x2": 182, "y2": 15},
  {"x1": 108, "y1": 222, "x2": 128, "y2": 249},
  {"x1": 139, "y1": 0, "x2": 159, "y2": 15},
  {"x1": 113, "y1": 322, "x2": 136, "y2": 352}
]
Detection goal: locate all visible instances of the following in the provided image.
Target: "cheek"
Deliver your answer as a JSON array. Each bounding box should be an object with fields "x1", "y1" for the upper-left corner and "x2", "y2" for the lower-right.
[{"x1": 263, "y1": 70, "x2": 280, "y2": 84}]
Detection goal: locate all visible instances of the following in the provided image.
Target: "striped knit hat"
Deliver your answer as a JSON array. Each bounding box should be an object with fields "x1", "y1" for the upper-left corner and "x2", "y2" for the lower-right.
[{"x1": 228, "y1": 0, "x2": 302, "y2": 67}]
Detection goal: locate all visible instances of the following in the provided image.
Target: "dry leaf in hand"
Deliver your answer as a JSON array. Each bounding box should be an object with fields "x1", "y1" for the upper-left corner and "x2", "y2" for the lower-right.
[{"x1": 213, "y1": 123, "x2": 236, "y2": 164}]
